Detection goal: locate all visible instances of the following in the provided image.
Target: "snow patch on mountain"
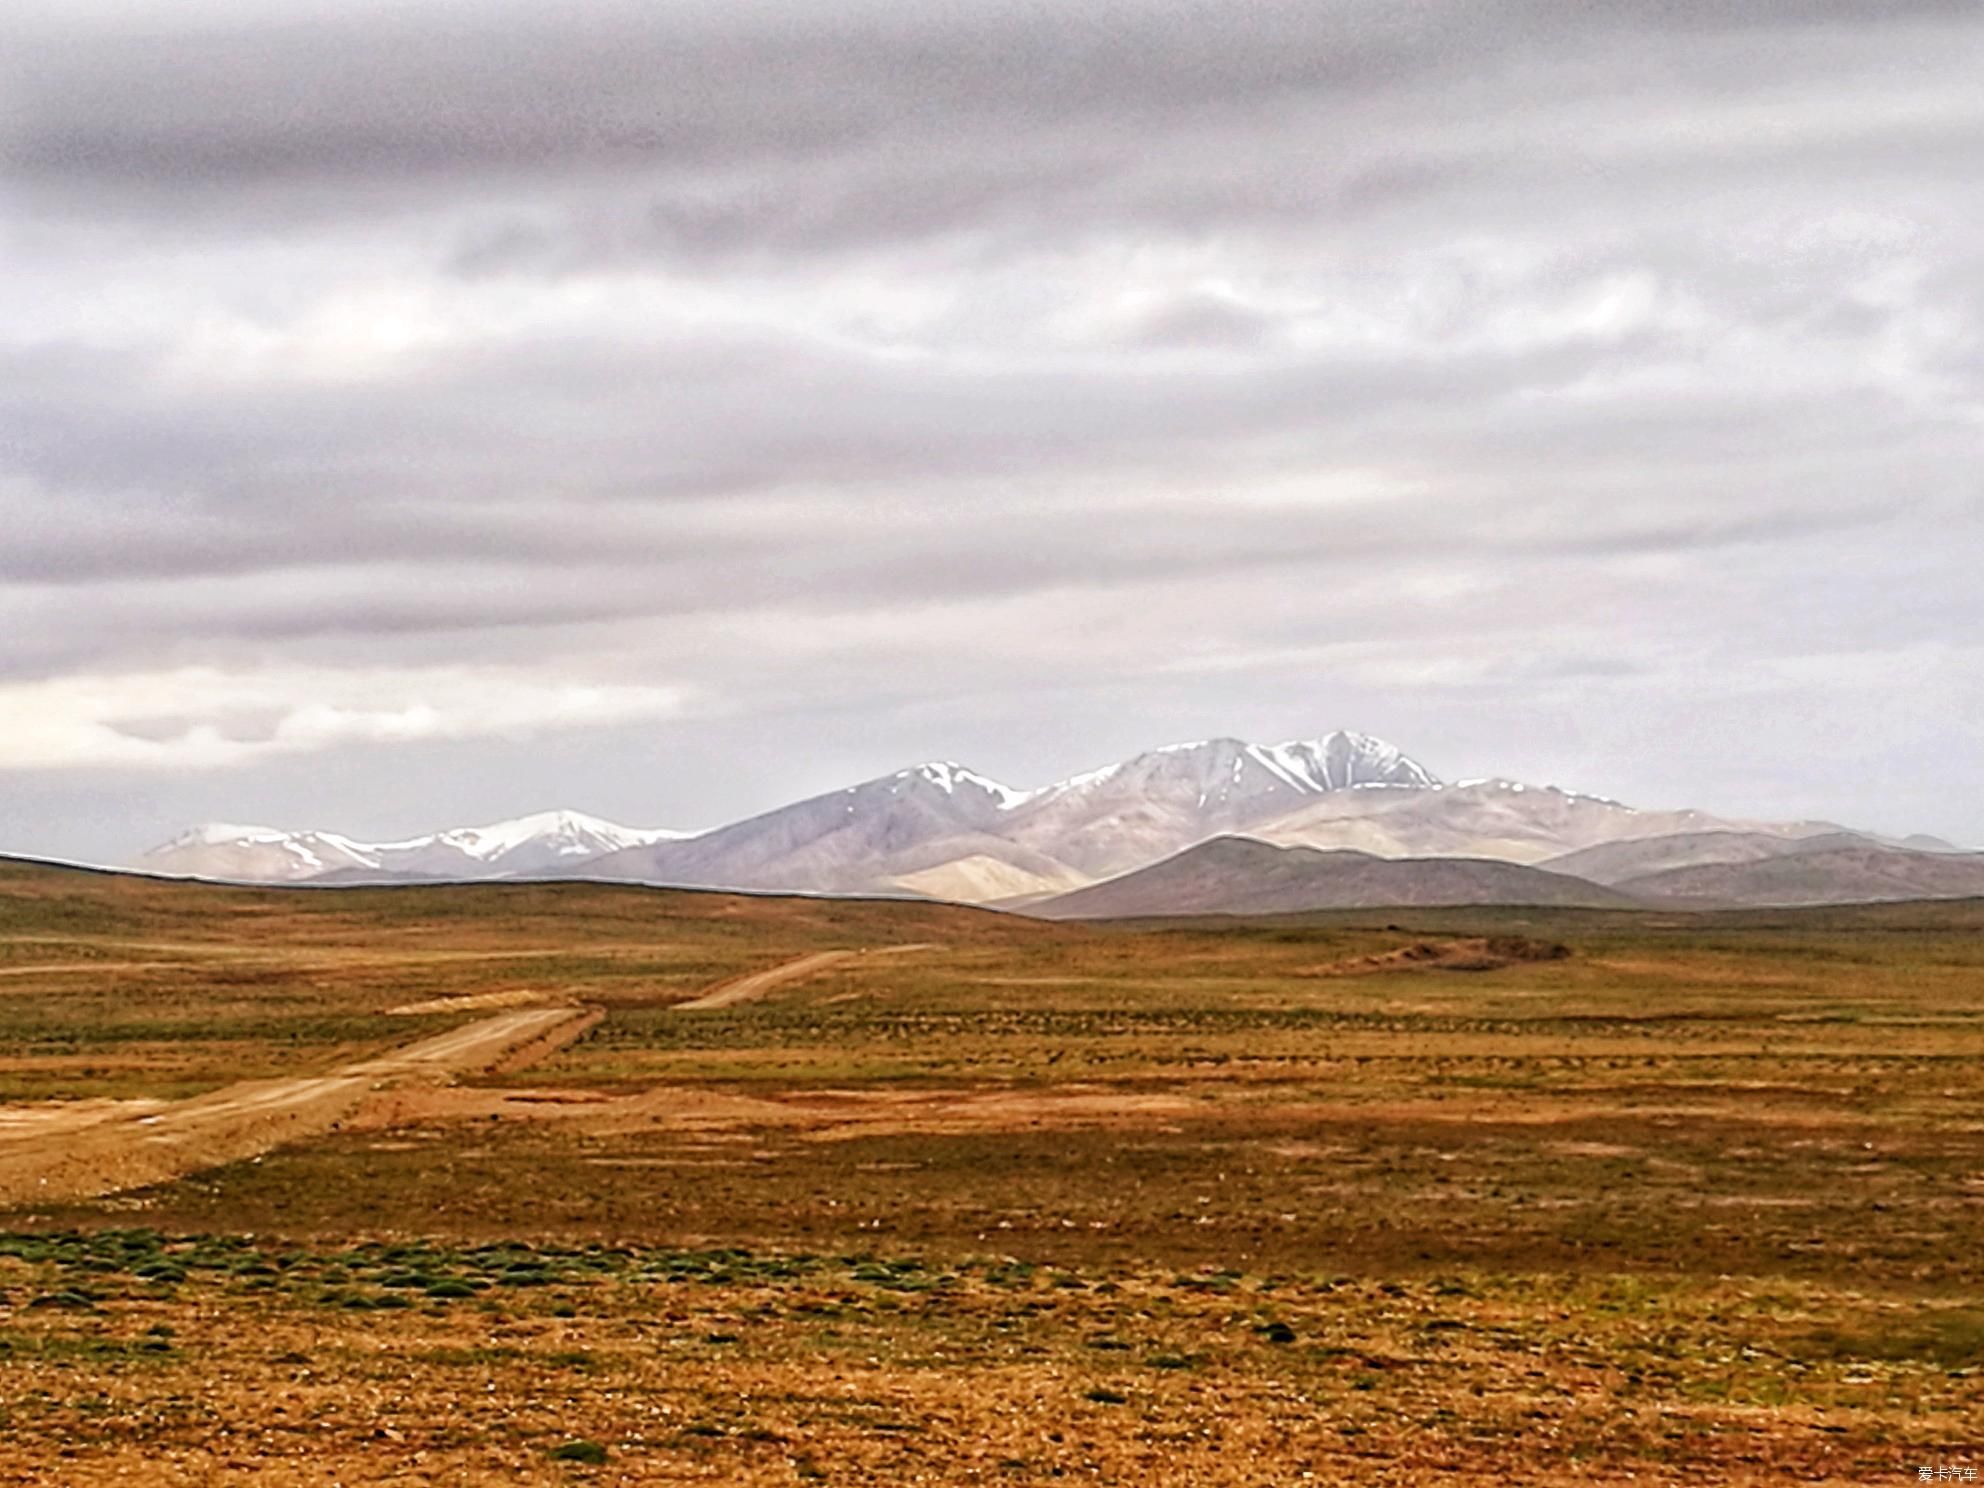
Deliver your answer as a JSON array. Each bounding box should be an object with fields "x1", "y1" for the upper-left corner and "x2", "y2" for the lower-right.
[
  {"x1": 424, "y1": 809, "x2": 686, "y2": 861},
  {"x1": 1448, "y1": 779, "x2": 1634, "y2": 808},
  {"x1": 168, "y1": 823, "x2": 288, "y2": 847},
  {"x1": 897, "y1": 762, "x2": 1032, "y2": 810}
]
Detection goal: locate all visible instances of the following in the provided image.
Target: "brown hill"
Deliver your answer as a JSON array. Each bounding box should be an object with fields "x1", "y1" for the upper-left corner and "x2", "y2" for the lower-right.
[
  {"x1": 1033, "y1": 836, "x2": 1632, "y2": 920},
  {"x1": 1617, "y1": 844, "x2": 1984, "y2": 907}
]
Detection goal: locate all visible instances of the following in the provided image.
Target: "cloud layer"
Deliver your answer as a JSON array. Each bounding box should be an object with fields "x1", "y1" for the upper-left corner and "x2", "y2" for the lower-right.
[{"x1": 3, "y1": 0, "x2": 1980, "y2": 857}]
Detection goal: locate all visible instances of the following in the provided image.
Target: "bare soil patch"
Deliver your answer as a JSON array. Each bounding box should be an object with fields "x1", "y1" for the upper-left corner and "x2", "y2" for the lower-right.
[{"x1": 1303, "y1": 934, "x2": 1570, "y2": 976}]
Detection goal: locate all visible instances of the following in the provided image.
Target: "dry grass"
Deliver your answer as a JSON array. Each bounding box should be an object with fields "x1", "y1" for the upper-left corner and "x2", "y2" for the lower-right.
[
  {"x1": 2, "y1": 859, "x2": 1982, "y2": 1482},
  {"x1": 0, "y1": 1230, "x2": 1970, "y2": 1485}
]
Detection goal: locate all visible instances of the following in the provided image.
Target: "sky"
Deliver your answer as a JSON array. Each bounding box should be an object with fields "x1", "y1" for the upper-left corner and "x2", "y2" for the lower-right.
[{"x1": 3, "y1": 0, "x2": 1981, "y2": 863}]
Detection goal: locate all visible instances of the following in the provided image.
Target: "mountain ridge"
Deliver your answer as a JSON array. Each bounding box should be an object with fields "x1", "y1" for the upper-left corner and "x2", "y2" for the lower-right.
[
  {"x1": 1035, "y1": 836, "x2": 1637, "y2": 919},
  {"x1": 142, "y1": 809, "x2": 689, "y2": 884},
  {"x1": 1614, "y1": 843, "x2": 1984, "y2": 907}
]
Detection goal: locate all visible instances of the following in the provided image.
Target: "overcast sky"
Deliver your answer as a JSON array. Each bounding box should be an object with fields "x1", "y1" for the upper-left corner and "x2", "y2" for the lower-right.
[{"x1": 3, "y1": 0, "x2": 1980, "y2": 862}]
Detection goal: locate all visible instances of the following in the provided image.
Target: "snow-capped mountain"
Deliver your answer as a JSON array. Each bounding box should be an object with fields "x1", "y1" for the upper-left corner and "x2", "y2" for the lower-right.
[
  {"x1": 1055, "y1": 733, "x2": 1437, "y2": 799},
  {"x1": 579, "y1": 760, "x2": 1059, "y2": 897},
  {"x1": 141, "y1": 810, "x2": 689, "y2": 884},
  {"x1": 411, "y1": 810, "x2": 692, "y2": 876},
  {"x1": 582, "y1": 732, "x2": 1441, "y2": 898},
  {"x1": 137, "y1": 729, "x2": 1928, "y2": 906},
  {"x1": 139, "y1": 823, "x2": 384, "y2": 883},
  {"x1": 993, "y1": 734, "x2": 1438, "y2": 877}
]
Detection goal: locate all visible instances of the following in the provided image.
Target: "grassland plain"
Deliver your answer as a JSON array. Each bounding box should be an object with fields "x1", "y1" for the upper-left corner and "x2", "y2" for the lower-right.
[{"x1": 0, "y1": 857, "x2": 1980, "y2": 1483}]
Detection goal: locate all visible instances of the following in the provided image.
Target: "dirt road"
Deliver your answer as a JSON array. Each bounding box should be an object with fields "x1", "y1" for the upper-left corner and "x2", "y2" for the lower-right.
[
  {"x1": 0, "y1": 1004, "x2": 596, "y2": 1208},
  {"x1": 674, "y1": 944, "x2": 934, "y2": 1010},
  {"x1": 385, "y1": 988, "x2": 549, "y2": 1016}
]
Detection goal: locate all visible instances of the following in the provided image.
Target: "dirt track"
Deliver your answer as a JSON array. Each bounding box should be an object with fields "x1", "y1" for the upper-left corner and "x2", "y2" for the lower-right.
[
  {"x1": 0, "y1": 942, "x2": 933, "y2": 1206},
  {"x1": 385, "y1": 988, "x2": 549, "y2": 1016},
  {"x1": 0, "y1": 1005, "x2": 596, "y2": 1208},
  {"x1": 675, "y1": 944, "x2": 934, "y2": 1010}
]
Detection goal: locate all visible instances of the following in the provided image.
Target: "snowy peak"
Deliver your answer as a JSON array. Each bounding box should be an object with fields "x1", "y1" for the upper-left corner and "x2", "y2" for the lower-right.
[
  {"x1": 147, "y1": 824, "x2": 379, "y2": 878},
  {"x1": 894, "y1": 761, "x2": 1030, "y2": 811},
  {"x1": 1031, "y1": 731, "x2": 1437, "y2": 808},
  {"x1": 163, "y1": 823, "x2": 290, "y2": 849},
  {"x1": 426, "y1": 810, "x2": 686, "y2": 865},
  {"x1": 974, "y1": 731, "x2": 1442, "y2": 878},
  {"x1": 1264, "y1": 731, "x2": 1439, "y2": 791},
  {"x1": 812, "y1": 760, "x2": 1031, "y2": 832}
]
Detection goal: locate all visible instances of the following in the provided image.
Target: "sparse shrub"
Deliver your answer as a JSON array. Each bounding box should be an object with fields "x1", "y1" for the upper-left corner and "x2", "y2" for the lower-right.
[
  {"x1": 28, "y1": 1291, "x2": 95, "y2": 1310},
  {"x1": 549, "y1": 1438, "x2": 609, "y2": 1464}
]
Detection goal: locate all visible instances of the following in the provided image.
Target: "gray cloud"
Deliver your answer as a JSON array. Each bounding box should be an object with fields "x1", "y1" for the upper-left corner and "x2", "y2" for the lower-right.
[{"x1": 0, "y1": 0, "x2": 1980, "y2": 860}]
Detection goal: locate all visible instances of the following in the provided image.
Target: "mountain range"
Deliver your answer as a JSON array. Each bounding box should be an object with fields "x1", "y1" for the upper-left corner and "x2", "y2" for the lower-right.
[
  {"x1": 135, "y1": 730, "x2": 1978, "y2": 914},
  {"x1": 143, "y1": 810, "x2": 685, "y2": 884}
]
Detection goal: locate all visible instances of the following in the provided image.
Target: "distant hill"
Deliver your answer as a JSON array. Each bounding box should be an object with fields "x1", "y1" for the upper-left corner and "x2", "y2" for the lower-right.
[
  {"x1": 1616, "y1": 844, "x2": 1984, "y2": 908},
  {"x1": 1253, "y1": 780, "x2": 1834, "y2": 864},
  {"x1": 1034, "y1": 836, "x2": 1632, "y2": 919},
  {"x1": 1538, "y1": 829, "x2": 1872, "y2": 886}
]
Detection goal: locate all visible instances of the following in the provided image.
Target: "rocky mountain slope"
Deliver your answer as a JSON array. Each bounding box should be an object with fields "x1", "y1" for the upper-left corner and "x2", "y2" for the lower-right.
[
  {"x1": 581, "y1": 762, "x2": 1058, "y2": 898},
  {"x1": 1253, "y1": 782, "x2": 1838, "y2": 865}
]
